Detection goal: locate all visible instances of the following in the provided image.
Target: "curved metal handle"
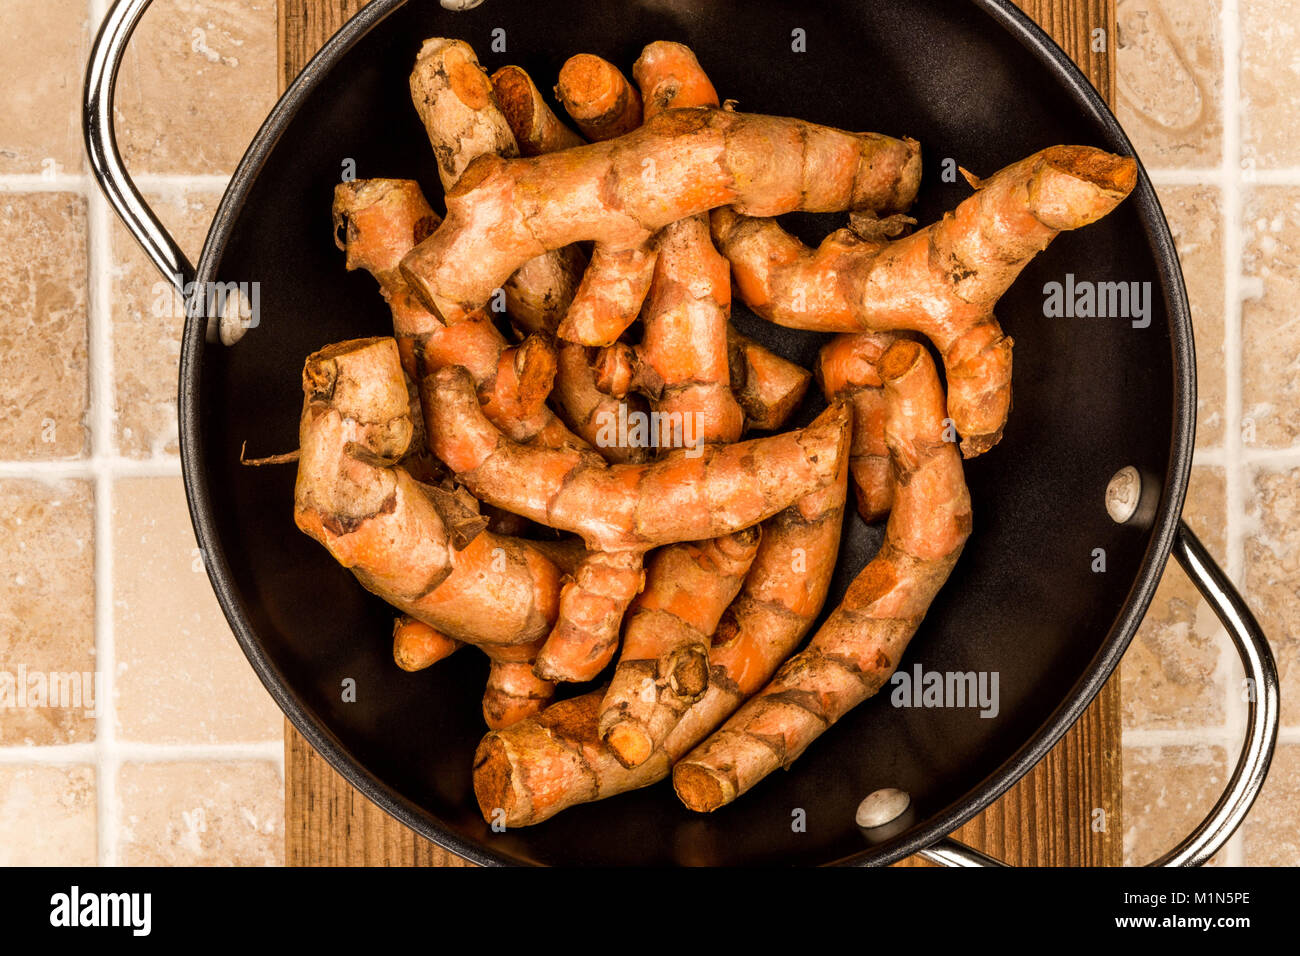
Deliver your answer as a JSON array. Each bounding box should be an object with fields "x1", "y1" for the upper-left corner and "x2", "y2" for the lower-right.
[
  {"x1": 84, "y1": 0, "x2": 192, "y2": 295},
  {"x1": 919, "y1": 520, "x2": 1279, "y2": 868},
  {"x1": 85, "y1": 0, "x2": 251, "y2": 344}
]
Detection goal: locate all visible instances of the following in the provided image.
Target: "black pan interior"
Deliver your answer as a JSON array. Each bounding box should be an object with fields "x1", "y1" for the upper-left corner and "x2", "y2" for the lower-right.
[{"x1": 183, "y1": 0, "x2": 1189, "y2": 865}]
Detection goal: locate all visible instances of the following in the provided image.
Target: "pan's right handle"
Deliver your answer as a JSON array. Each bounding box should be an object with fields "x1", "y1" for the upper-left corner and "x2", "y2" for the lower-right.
[
  {"x1": 917, "y1": 521, "x2": 1279, "y2": 868},
  {"x1": 84, "y1": 0, "x2": 193, "y2": 298}
]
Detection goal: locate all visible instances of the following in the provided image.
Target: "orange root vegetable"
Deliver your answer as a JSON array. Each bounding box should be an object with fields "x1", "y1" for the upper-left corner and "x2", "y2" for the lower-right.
[
  {"x1": 619, "y1": 45, "x2": 744, "y2": 445},
  {"x1": 294, "y1": 337, "x2": 563, "y2": 648},
  {"x1": 550, "y1": 56, "x2": 657, "y2": 347},
  {"x1": 392, "y1": 615, "x2": 461, "y2": 671},
  {"x1": 673, "y1": 339, "x2": 973, "y2": 812},
  {"x1": 555, "y1": 53, "x2": 643, "y2": 142},
  {"x1": 410, "y1": 38, "x2": 583, "y2": 333},
  {"x1": 470, "y1": 467, "x2": 848, "y2": 826},
  {"x1": 712, "y1": 145, "x2": 1137, "y2": 456},
  {"x1": 816, "y1": 331, "x2": 902, "y2": 521},
  {"x1": 533, "y1": 549, "x2": 646, "y2": 682},
  {"x1": 624, "y1": 213, "x2": 745, "y2": 445},
  {"x1": 488, "y1": 64, "x2": 646, "y2": 461},
  {"x1": 422, "y1": 364, "x2": 851, "y2": 553},
  {"x1": 553, "y1": 341, "x2": 650, "y2": 464},
  {"x1": 332, "y1": 178, "x2": 440, "y2": 298},
  {"x1": 332, "y1": 178, "x2": 582, "y2": 448},
  {"x1": 398, "y1": 108, "x2": 923, "y2": 327},
  {"x1": 597, "y1": 528, "x2": 761, "y2": 767},
  {"x1": 410, "y1": 37, "x2": 517, "y2": 191},
  {"x1": 491, "y1": 64, "x2": 585, "y2": 155},
  {"x1": 633, "y1": 41, "x2": 719, "y2": 119},
  {"x1": 481, "y1": 639, "x2": 556, "y2": 729},
  {"x1": 556, "y1": 240, "x2": 660, "y2": 347},
  {"x1": 424, "y1": 364, "x2": 848, "y2": 684},
  {"x1": 727, "y1": 327, "x2": 813, "y2": 432}
]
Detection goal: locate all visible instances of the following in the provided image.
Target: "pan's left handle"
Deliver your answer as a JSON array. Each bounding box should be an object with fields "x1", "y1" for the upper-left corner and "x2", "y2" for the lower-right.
[
  {"x1": 913, "y1": 521, "x2": 1280, "y2": 868},
  {"x1": 84, "y1": 0, "x2": 242, "y2": 344}
]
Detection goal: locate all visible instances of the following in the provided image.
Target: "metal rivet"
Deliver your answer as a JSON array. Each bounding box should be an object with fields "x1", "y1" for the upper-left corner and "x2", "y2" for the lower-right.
[
  {"x1": 1105, "y1": 466, "x2": 1141, "y2": 524},
  {"x1": 856, "y1": 788, "x2": 910, "y2": 828},
  {"x1": 439, "y1": 0, "x2": 486, "y2": 10}
]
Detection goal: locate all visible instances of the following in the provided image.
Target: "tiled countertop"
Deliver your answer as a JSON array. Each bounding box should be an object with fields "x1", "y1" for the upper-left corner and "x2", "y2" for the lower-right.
[{"x1": 0, "y1": 0, "x2": 1295, "y2": 866}]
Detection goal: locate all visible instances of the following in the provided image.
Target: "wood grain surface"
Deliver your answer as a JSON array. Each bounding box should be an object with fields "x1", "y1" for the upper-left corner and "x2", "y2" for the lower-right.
[{"x1": 280, "y1": 0, "x2": 1123, "y2": 868}]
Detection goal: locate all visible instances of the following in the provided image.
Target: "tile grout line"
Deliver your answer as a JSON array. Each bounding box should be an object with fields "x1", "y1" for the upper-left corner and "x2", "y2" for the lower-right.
[
  {"x1": 1220, "y1": 0, "x2": 1248, "y2": 869},
  {"x1": 0, "y1": 458, "x2": 181, "y2": 478},
  {"x1": 0, "y1": 742, "x2": 282, "y2": 763},
  {"x1": 86, "y1": 0, "x2": 118, "y2": 870}
]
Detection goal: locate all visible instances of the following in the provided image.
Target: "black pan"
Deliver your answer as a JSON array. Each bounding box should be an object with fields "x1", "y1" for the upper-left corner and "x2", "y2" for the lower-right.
[{"x1": 85, "y1": 0, "x2": 1278, "y2": 866}]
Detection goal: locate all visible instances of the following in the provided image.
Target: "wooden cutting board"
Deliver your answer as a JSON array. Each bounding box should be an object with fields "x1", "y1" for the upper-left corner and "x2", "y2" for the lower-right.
[{"x1": 279, "y1": 0, "x2": 1122, "y2": 867}]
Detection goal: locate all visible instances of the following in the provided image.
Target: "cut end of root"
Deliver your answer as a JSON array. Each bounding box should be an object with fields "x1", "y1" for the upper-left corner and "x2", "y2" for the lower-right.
[
  {"x1": 672, "y1": 763, "x2": 730, "y2": 813},
  {"x1": 472, "y1": 736, "x2": 516, "y2": 823},
  {"x1": 1043, "y1": 145, "x2": 1138, "y2": 196},
  {"x1": 959, "y1": 427, "x2": 1004, "y2": 459},
  {"x1": 877, "y1": 339, "x2": 925, "y2": 382},
  {"x1": 605, "y1": 722, "x2": 654, "y2": 768}
]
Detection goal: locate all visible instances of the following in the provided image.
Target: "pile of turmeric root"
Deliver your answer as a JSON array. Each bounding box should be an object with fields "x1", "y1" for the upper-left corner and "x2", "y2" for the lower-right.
[{"x1": 293, "y1": 38, "x2": 1137, "y2": 826}]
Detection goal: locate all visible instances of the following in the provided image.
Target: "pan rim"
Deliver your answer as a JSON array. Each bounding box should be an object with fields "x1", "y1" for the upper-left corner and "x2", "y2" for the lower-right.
[{"x1": 179, "y1": 0, "x2": 1195, "y2": 867}]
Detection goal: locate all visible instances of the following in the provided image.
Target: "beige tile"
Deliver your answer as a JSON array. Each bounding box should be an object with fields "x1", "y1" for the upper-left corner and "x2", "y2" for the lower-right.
[
  {"x1": 1243, "y1": 467, "x2": 1300, "y2": 728},
  {"x1": 1242, "y1": 743, "x2": 1300, "y2": 865},
  {"x1": 1116, "y1": 0, "x2": 1222, "y2": 168},
  {"x1": 0, "y1": 765, "x2": 97, "y2": 865},
  {"x1": 0, "y1": 0, "x2": 91, "y2": 175},
  {"x1": 1158, "y1": 185, "x2": 1224, "y2": 448},
  {"x1": 0, "y1": 480, "x2": 96, "y2": 746},
  {"x1": 0, "y1": 194, "x2": 89, "y2": 460},
  {"x1": 1122, "y1": 467, "x2": 1227, "y2": 729},
  {"x1": 113, "y1": 477, "x2": 281, "y2": 743},
  {"x1": 111, "y1": 191, "x2": 220, "y2": 458},
  {"x1": 1242, "y1": 188, "x2": 1300, "y2": 449},
  {"x1": 1242, "y1": 1, "x2": 1300, "y2": 168},
  {"x1": 118, "y1": 761, "x2": 282, "y2": 866},
  {"x1": 114, "y1": 0, "x2": 277, "y2": 175},
  {"x1": 1122, "y1": 744, "x2": 1227, "y2": 866}
]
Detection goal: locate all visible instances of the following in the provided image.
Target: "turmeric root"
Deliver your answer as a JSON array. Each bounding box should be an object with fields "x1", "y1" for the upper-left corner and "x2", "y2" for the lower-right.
[
  {"x1": 481, "y1": 639, "x2": 556, "y2": 729},
  {"x1": 422, "y1": 364, "x2": 850, "y2": 553},
  {"x1": 817, "y1": 331, "x2": 902, "y2": 522},
  {"x1": 603, "y1": 42, "x2": 743, "y2": 446},
  {"x1": 483, "y1": 62, "x2": 647, "y2": 462},
  {"x1": 294, "y1": 337, "x2": 563, "y2": 648},
  {"x1": 673, "y1": 339, "x2": 973, "y2": 812},
  {"x1": 332, "y1": 178, "x2": 582, "y2": 448},
  {"x1": 632, "y1": 40, "x2": 718, "y2": 119},
  {"x1": 490, "y1": 64, "x2": 584, "y2": 156},
  {"x1": 727, "y1": 327, "x2": 812, "y2": 432},
  {"x1": 534, "y1": 549, "x2": 646, "y2": 682},
  {"x1": 392, "y1": 615, "x2": 461, "y2": 672},
  {"x1": 553, "y1": 341, "x2": 650, "y2": 464},
  {"x1": 409, "y1": 38, "x2": 585, "y2": 333},
  {"x1": 558, "y1": 241, "x2": 660, "y2": 348},
  {"x1": 598, "y1": 528, "x2": 761, "y2": 767},
  {"x1": 398, "y1": 108, "x2": 922, "y2": 330},
  {"x1": 591, "y1": 42, "x2": 749, "y2": 753},
  {"x1": 471, "y1": 466, "x2": 848, "y2": 825},
  {"x1": 423, "y1": 364, "x2": 848, "y2": 682},
  {"x1": 556, "y1": 53, "x2": 643, "y2": 142},
  {"x1": 549, "y1": 55, "x2": 658, "y2": 347},
  {"x1": 627, "y1": 213, "x2": 745, "y2": 445},
  {"x1": 410, "y1": 38, "x2": 517, "y2": 189},
  {"x1": 711, "y1": 145, "x2": 1137, "y2": 456},
  {"x1": 599, "y1": 322, "x2": 811, "y2": 436}
]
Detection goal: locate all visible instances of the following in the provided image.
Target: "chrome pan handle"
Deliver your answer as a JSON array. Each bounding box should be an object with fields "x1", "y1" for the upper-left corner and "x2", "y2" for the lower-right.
[{"x1": 920, "y1": 521, "x2": 1279, "y2": 868}]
